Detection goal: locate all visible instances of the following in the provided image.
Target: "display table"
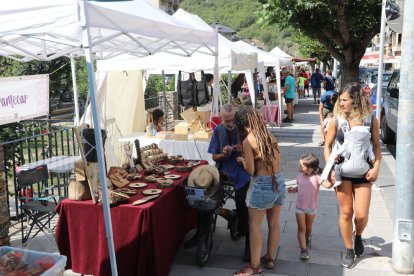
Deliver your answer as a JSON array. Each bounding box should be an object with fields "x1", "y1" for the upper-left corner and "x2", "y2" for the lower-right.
[
  {"x1": 20, "y1": 155, "x2": 81, "y2": 173},
  {"x1": 264, "y1": 104, "x2": 280, "y2": 126},
  {"x1": 119, "y1": 132, "x2": 214, "y2": 165},
  {"x1": 55, "y1": 161, "x2": 205, "y2": 276}
]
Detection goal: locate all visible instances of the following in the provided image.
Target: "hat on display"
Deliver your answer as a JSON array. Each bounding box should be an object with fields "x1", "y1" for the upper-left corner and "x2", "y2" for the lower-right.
[{"x1": 187, "y1": 165, "x2": 219, "y2": 189}]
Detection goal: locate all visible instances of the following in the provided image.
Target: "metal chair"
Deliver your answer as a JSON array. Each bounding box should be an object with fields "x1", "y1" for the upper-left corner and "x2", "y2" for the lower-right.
[{"x1": 17, "y1": 164, "x2": 58, "y2": 243}]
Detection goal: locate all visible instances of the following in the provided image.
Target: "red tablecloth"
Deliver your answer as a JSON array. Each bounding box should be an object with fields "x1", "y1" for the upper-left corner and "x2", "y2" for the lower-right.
[{"x1": 56, "y1": 161, "x2": 205, "y2": 276}]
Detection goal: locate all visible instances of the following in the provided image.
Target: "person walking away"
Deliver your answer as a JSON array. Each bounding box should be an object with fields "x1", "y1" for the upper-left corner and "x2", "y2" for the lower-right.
[
  {"x1": 207, "y1": 104, "x2": 251, "y2": 261},
  {"x1": 303, "y1": 68, "x2": 310, "y2": 97},
  {"x1": 324, "y1": 70, "x2": 336, "y2": 91},
  {"x1": 298, "y1": 73, "x2": 306, "y2": 98},
  {"x1": 318, "y1": 90, "x2": 338, "y2": 146},
  {"x1": 282, "y1": 68, "x2": 295, "y2": 123},
  {"x1": 324, "y1": 83, "x2": 382, "y2": 268},
  {"x1": 310, "y1": 68, "x2": 324, "y2": 104},
  {"x1": 233, "y1": 108, "x2": 286, "y2": 276},
  {"x1": 291, "y1": 154, "x2": 330, "y2": 261}
]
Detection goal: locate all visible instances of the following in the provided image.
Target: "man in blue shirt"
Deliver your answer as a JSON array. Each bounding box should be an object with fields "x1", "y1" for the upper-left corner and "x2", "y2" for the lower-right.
[
  {"x1": 311, "y1": 68, "x2": 325, "y2": 104},
  {"x1": 208, "y1": 104, "x2": 251, "y2": 261},
  {"x1": 282, "y1": 68, "x2": 296, "y2": 123}
]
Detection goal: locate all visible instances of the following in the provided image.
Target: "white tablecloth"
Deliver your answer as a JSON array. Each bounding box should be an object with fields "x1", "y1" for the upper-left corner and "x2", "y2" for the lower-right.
[
  {"x1": 20, "y1": 155, "x2": 81, "y2": 173},
  {"x1": 119, "y1": 132, "x2": 214, "y2": 165}
]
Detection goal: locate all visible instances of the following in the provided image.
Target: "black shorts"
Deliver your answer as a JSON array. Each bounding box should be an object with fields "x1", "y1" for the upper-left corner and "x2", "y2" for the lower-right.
[
  {"x1": 342, "y1": 176, "x2": 371, "y2": 185},
  {"x1": 285, "y1": 98, "x2": 294, "y2": 103},
  {"x1": 304, "y1": 83, "x2": 309, "y2": 89}
]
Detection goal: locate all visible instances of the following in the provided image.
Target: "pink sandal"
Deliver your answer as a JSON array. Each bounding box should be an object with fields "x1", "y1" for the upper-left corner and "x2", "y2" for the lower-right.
[
  {"x1": 233, "y1": 264, "x2": 263, "y2": 276},
  {"x1": 260, "y1": 255, "x2": 275, "y2": 269}
]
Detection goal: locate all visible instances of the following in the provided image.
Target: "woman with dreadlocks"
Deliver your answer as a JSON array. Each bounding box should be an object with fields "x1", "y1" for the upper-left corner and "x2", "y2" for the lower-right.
[{"x1": 233, "y1": 108, "x2": 286, "y2": 276}]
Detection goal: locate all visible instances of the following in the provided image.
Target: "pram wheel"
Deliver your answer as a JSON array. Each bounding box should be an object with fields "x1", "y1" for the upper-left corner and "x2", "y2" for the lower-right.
[{"x1": 196, "y1": 211, "x2": 215, "y2": 267}]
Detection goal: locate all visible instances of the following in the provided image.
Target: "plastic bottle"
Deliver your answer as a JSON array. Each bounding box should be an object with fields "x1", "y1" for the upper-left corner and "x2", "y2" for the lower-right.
[{"x1": 146, "y1": 124, "x2": 152, "y2": 137}]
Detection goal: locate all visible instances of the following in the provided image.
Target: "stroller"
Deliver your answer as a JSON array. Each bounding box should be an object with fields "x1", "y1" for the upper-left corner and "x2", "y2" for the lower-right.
[{"x1": 184, "y1": 172, "x2": 240, "y2": 267}]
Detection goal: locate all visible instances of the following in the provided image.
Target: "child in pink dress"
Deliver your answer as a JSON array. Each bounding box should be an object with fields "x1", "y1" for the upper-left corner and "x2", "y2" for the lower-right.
[{"x1": 295, "y1": 154, "x2": 330, "y2": 260}]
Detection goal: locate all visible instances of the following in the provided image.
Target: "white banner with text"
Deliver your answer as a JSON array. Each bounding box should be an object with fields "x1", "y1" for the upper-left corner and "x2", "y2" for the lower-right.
[{"x1": 0, "y1": 74, "x2": 49, "y2": 125}]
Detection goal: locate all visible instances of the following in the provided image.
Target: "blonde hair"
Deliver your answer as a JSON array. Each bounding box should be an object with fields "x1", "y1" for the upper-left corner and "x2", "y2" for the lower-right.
[{"x1": 334, "y1": 83, "x2": 372, "y2": 121}]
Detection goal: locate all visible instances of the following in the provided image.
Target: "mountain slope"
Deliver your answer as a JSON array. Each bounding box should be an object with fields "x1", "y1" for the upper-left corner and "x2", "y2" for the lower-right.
[{"x1": 180, "y1": 0, "x2": 297, "y2": 55}]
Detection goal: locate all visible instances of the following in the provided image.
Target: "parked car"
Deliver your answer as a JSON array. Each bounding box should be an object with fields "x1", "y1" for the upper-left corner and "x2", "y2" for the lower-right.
[
  {"x1": 369, "y1": 83, "x2": 387, "y2": 117},
  {"x1": 362, "y1": 71, "x2": 392, "y2": 94},
  {"x1": 381, "y1": 69, "x2": 400, "y2": 144},
  {"x1": 358, "y1": 66, "x2": 377, "y2": 84}
]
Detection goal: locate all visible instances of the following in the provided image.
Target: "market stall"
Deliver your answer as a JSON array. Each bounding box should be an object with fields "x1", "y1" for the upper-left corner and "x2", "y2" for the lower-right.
[
  {"x1": 0, "y1": 1, "x2": 218, "y2": 275},
  {"x1": 56, "y1": 160, "x2": 206, "y2": 276}
]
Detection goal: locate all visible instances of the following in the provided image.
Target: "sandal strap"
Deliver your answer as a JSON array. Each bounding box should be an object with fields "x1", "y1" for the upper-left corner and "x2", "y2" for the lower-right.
[{"x1": 234, "y1": 264, "x2": 263, "y2": 275}]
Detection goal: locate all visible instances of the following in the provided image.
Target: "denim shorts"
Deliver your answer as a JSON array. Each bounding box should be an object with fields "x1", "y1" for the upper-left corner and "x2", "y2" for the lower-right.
[
  {"x1": 245, "y1": 173, "x2": 286, "y2": 210},
  {"x1": 295, "y1": 207, "x2": 317, "y2": 215}
]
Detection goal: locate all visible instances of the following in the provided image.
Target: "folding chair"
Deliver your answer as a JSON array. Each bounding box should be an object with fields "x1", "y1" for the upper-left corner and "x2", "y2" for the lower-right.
[{"x1": 17, "y1": 164, "x2": 59, "y2": 243}]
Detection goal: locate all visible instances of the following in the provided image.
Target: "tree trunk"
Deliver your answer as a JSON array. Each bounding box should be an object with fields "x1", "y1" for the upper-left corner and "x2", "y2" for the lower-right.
[
  {"x1": 0, "y1": 143, "x2": 10, "y2": 246},
  {"x1": 339, "y1": 62, "x2": 360, "y2": 88}
]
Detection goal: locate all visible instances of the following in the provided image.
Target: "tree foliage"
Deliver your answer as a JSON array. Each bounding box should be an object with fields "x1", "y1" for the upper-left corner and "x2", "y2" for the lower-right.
[
  {"x1": 258, "y1": 0, "x2": 382, "y2": 85},
  {"x1": 291, "y1": 31, "x2": 332, "y2": 67}
]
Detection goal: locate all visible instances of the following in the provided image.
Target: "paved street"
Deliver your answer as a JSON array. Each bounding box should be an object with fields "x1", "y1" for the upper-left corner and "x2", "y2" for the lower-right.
[{"x1": 170, "y1": 97, "x2": 408, "y2": 276}]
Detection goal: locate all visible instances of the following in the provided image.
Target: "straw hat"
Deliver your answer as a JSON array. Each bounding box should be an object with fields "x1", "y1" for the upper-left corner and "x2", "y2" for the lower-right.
[{"x1": 187, "y1": 165, "x2": 219, "y2": 189}]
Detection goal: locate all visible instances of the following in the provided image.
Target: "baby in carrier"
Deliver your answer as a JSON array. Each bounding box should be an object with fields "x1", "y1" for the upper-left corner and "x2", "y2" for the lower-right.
[{"x1": 322, "y1": 116, "x2": 375, "y2": 188}]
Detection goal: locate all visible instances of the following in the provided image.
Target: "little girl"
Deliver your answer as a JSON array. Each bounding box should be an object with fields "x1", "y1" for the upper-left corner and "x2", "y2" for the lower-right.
[{"x1": 294, "y1": 154, "x2": 330, "y2": 260}]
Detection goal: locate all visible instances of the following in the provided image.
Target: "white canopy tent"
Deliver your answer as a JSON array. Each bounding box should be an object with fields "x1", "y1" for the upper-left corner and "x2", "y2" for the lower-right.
[
  {"x1": 98, "y1": 8, "x2": 258, "y2": 112},
  {"x1": 270, "y1": 46, "x2": 293, "y2": 66},
  {"x1": 235, "y1": 41, "x2": 283, "y2": 127},
  {"x1": 0, "y1": 1, "x2": 217, "y2": 275}
]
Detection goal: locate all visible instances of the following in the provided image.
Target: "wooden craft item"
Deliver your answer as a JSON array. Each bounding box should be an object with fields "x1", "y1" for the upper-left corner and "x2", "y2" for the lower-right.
[
  {"x1": 155, "y1": 131, "x2": 174, "y2": 140},
  {"x1": 146, "y1": 153, "x2": 168, "y2": 163},
  {"x1": 124, "y1": 144, "x2": 136, "y2": 173},
  {"x1": 194, "y1": 121, "x2": 213, "y2": 142},
  {"x1": 116, "y1": 188, "x2": 137, "y2": 195},
  {"x1": 180, "y1": 107, "x2": 197, "y2": 123},
  {"x1": 74, "y1": 125, "x2": 99, "y2": 203},
  {"x1": 140, "y1": 143, "x2": 158, "y2": 152},
  {"x1": 68, "y1": 180, "x2": 92, "y2": 201},
  {"x1": 74, "y1": 159, "x2": 86, "y2": 182},
  {"x1": 174, "y1": 122, "x2": 190, "y2": 135},
  {"x1": 129, "y1": 183, "x2": 147, "y2": 188},
  {"x1": 126, "y1": 174, "x2": 141, "y2": 180},
  {"x1": 132, "y1": 194, "x2": 160, "y2": 206},
  {"x1": 157, "y1": 179, "x2": 173, "y2": 188},
  {"x1": 98, "y1": 187, "x2": 130, "y2": 206},
  {"x1": 164, "y1": 174, "x2": 181, "y2": 180},
  {"x1": 108, "y1": 167, "x2": 130, "y2": 188},
  {"x1": 174, "y1": 133, "x2": 188, "y2": 141},
  {"x1": 142, "y1": 188, "x2": 162, "y2": 195}
]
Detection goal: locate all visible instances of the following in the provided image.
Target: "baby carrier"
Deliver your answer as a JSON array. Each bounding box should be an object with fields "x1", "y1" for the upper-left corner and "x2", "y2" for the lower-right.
[{"x1": 336, "y1": 116, "x2": 373, "y2": 178}]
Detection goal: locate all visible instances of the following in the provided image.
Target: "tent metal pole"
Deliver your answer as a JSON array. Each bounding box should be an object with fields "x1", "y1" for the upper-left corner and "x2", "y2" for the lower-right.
[
  {"x1": 227, "y1": 71, "x2": 232, "y2": 104},
  {"x1": 70, "y1": 56, "x2": 80, "y2": 126},
  {"x1": 253, "y1": 68, "x2": 258, "y2": 108},
  {"x1": 275, "y1": 59, "x2": 282, "y2": 128},
  {"x1": 82, "y1": 9, "x2": 118, "y2": 276},
  {"x1": 376, "y1": 0, "x2": 387, "y2": 124},
  {"x1": 392, "y1": 0, "x2": 414, "y2": 273},
  {"x1": 162, "y1": 70, "x2": 168, "y2": 131}
]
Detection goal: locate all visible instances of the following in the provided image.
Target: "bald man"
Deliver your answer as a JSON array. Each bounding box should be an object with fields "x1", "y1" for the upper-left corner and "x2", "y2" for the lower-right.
[{"x1": 208, "y1": 104, "x2": 251, "y2": 261}]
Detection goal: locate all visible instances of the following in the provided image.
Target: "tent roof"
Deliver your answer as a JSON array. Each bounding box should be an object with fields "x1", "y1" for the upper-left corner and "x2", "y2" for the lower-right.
[
  {"x1": 234, "y1": 41, "x2": 282, "y2": 67},
  {"x1": 97, "y1": 8, "x2": 257, "y2": 73},
  {"x1": 270, "y1": 46, "x2": 292, "y2": 65},
  {"x1": 0, "y1": 0, "x2": 217, "y2": 62}
]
